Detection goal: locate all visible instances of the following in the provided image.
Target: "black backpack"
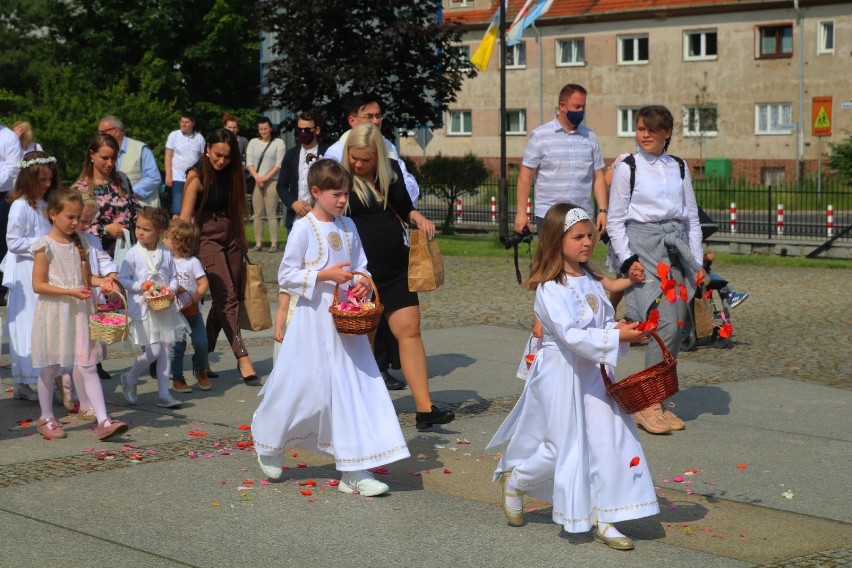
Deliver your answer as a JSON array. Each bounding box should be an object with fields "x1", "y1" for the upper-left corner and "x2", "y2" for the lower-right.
[{"x1": 621, "y1": 153, "x2": 685, "y2": 200}]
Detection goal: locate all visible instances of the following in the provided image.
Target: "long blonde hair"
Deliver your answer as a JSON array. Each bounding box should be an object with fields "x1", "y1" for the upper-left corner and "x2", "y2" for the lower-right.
[{"x1": 341, "y1": 123, "x2": 397, "y2": 208}]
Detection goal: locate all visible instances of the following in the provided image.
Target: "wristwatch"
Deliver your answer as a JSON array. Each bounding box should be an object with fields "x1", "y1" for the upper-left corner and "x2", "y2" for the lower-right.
[{"x1": 599, "y1": 208, "x2": 608, "y2": 213}]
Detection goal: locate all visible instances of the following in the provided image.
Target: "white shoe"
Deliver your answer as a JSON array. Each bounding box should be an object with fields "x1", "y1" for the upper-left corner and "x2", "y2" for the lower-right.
[
  {"x1": 156, "y1": 393, "x2": 183, "y2": 409},
  {"x1": 13, "y1": 384, "x2": 39, "y2": 402},
  {"x1": 120, "y1": 373, "x2": 138, "y2": 405},
  {"x1": 338, "y1": 470, "x2": 389, "y2": 497},
  {"x1": 257, "y1": 454, "x2": 284, "y2": 480}
]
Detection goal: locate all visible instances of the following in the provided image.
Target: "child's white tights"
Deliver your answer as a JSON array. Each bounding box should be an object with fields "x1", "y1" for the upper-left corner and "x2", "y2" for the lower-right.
[
  {"x1": 129, "y1": 342, "x2": 171, "y2": 398},
  {"x1": 38, "y1": 364, "x2": 109, "y2": 423}
]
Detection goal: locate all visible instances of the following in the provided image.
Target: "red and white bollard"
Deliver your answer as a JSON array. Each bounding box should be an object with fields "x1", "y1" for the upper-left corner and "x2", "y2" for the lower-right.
[
  {"x1": 456, "y1": 198, "x2": 463, "y2": 222},
  {"x1": 730, "y1": 203, "x2": 737, "y2": 234},
  {"x1": 490, "y1": 196, "x2": 496, "y2": 224},
  {"x1": 827, "y1": 205, "x2": 834, "y2": 237},
  {"x1": 526, "y1": 198, "x2": 532, "y2": 222},
  {"x1": 776, "y1": 204, "x2": 784, "y2": 236}
]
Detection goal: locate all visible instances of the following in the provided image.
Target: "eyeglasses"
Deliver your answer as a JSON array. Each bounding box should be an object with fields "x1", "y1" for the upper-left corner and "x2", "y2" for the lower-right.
[
  {"x1": 295, "y1": 127, "x2": 316, "y2": 133},
  {"x1": 98, "y1": 127, "x2": 117, "y2": 135},
  {"x1": 354, "y1": 113, "x2": 382, "y2": 121}
]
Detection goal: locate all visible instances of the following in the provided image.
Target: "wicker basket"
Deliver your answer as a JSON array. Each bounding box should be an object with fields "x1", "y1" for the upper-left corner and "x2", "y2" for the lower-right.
[
  {"x1": 600, "y1": 331, "x2": 679, "y2": 415},
  {"x1": 90, "y1": 290, "x2": 130, "y2": 345},
  {"x1": 329, "y1": 271, "x2": 384, "y2": 336}
]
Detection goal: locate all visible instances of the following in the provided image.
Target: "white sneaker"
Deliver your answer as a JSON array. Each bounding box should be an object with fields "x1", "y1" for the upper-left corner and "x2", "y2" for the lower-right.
[
  {"x1": 338, "y1": 470, "x2": 389, "y2": 497},
  {"x1": 120, "y1": 373, "x2": 138, "y2": 405},
  {"x1": 13, "y1": 384, "x2": 39, "y2": 402},
  {"x1": 257, "y1": 454, "x2": 284, "y2": 480}
]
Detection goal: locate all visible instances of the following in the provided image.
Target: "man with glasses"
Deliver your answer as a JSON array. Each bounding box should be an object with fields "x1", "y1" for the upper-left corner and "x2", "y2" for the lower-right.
[
  {"x1": 277, "y1": 110, "x2": 329, "y2": 231},
  {"x1": 97, "y1": 115, "x2": 162, "y2": 207}
]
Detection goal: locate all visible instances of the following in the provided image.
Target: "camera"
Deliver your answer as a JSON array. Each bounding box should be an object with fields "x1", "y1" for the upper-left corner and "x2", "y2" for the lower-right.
[{"x1": 501, "y1": 226, "x2": 534, "y2": 249}]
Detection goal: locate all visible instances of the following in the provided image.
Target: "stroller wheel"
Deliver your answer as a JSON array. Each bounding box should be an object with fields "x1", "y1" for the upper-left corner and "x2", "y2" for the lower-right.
[{"x1": 681, "y1": 325, "x2": 697, "y2": 352}]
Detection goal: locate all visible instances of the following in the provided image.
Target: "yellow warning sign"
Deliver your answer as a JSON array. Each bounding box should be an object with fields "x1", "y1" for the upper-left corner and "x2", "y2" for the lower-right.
[{"x1": 812, "y1": 96, "x2": 832, "y2": 137}]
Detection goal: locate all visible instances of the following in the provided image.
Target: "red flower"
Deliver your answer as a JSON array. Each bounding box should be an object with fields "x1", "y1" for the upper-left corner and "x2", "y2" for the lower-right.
[
  {"x1": 718, "y1": 322, "x2": 733, "y2": 338},
  {"x1": 636, "y1": 309, "x2": 660, "y2": 331},
  {"x1": 629, "y1": 456, "x2": 640, "y2": 468}
]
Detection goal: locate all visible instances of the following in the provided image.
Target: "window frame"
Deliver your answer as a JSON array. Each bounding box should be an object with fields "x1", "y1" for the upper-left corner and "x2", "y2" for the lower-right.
[
  {"x1": 617, "y1": 107, "x2": 641, "y2": 137},
  {"x1": 683, "y1": 106, "x2": 718, "y2": 137},
  {"x1": 618, "y1": 34, "x2": 649, "y2": 65},
  {"x1": 817, "y1": 20, "x2": 834, "y2": 55},
  {"x1": 447, "y1": 110, "x2": 472, "y2": 136},
  {"x1": 448, "y1": 0, "x2": 475, "y2": 8},
  {"x1": 755, "y1": 23, "x2": 793, "y2": 59},
  {"x1": 556, "y1": 37, "x2": 586, "y2": 67},
  {"x1": 683, "y1": 29, "x2": 718, "y2": 61},
  {"x1": 754, "y1": 102, "x2": 794, "y2": 135},
  {"x1": 505, "y1": 109, "x2": 527, "y2": 136},
  {"x1": 504, "y1": 42, "x2": 527, "y2": 69}
]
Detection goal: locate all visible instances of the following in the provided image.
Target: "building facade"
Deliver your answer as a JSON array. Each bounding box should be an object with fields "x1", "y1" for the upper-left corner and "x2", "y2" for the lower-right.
[{"x1": 399, "y1": 0, "x2": 852, "y2": 183}]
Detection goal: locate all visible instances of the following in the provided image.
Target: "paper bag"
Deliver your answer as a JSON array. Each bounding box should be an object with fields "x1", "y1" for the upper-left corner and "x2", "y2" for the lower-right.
[
  {"x1": 408, "y1": 229, "x2": 444, "y2": 292},
  {"x1": 238, "y1": 255, "x2": 272, "y2": 331}
]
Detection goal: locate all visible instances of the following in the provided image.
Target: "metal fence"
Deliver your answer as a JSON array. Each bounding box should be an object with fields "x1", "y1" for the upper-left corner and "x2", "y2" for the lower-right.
[{"x1": 417, "y1": 174, "x2": 852, "y2": 242}]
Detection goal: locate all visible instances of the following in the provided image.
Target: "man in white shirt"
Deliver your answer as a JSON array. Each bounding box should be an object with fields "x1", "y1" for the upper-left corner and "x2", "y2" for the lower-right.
[
  {"x1": 514, "y1": 84, "x2": 607, "y2": 235},
  {"x1": 325, "y1": 94, "x2": 420, "y2": 207},
  {"x1": 165, "y1": 112, "x2": 205, "y2": 216},
  {"x1": 97, "y1": 115, "x2": 162, "y2": 207},
  {"x1": 0, "y1": 124, "x2": 23, "y2": 305}
]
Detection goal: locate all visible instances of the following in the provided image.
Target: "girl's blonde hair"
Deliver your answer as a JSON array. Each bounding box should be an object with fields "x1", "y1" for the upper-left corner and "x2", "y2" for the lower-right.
[
  {"x1": 137, "y1": 206, "x2": 170, "y2": 231},
  {"x1": 8, "y1": 151, "x2": 59, "y2": 207},
  {"x1": 167, "y1": 219, "x2": 200, "y2": 257},
  {"x1": 341, "y1": 123, "x2": 397, "y2": 208},
  {"x1": 524, "y1": 202, "x2": 601, "y2": 291},
  {"x1": 46, "y1": 188, "x2": 91, "y2": 285},
  {"x1": 306, "y1": 158, "x2": 352, "y2": 205},
  {"x1": 81, "y1": 196, "x2": 99, "y2": 214}
]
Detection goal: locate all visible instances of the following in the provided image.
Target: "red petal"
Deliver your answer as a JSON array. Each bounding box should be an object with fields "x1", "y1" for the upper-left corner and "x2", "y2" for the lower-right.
[
  {"x1": 648, "y1": 309, "x2": 660, "y2": 326},
  {"x1": 657, "y1": 262, "x2": 670, "y2": 281},
  {"x1": 676, "y1": 320, "x2": 685, "y2": 327},
  {"x1": 296, "y1": 463, "x2": 307, "y2": 468},
  {"x1": 373, "y1": 467, "x2": 390, "y2": 474},
  {"x1": 719, "y1": 323, "x2": 733, "y2": 338},
  {"x1": 704, "y1": 290, "x2": 713, "y2": 299},
  {"x1": 238, "y1": 424, "x2": 251, "y2": 430},
  {"x1": 328, "y1": 480, "x2": 340, "y2": 487},
  {"x1": 300, "y1": 490, "x2": 313, "y2": 496},
  {"x1": 679, "y1": 285, "x2": 688, "y2": 302},
  {"x1": 694, "y1": 273, "x2": 705, "y2": 286},
  {"x1": 629, "y1": 457, "x2": 640, "y2": 468},
  {"x1": 736, "y1": 464, "x2": 748, "y2": 469}
]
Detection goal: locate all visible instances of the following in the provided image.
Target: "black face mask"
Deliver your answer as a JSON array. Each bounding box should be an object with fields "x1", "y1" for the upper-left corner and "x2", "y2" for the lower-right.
[{"x1": 298, "y1": 131, "x2": 316, "y2": 145}]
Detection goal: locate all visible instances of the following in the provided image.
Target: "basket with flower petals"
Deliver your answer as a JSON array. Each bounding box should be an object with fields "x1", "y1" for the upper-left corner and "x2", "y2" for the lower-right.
[
  {"x1": 329, "y1": 271, "x2": 383, "y2": 335},
  {"x1": 143, "y1": 275, "x2": 175, "y2": 311},
  {"x1": 90, "y1": 290, "x2": 131, "y2": 344}
]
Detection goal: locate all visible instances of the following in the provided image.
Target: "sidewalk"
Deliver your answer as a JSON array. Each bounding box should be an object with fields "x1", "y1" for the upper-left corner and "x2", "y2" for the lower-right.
[{"x1": 1, "y1": 254, "x2": 850, "y2": 567}]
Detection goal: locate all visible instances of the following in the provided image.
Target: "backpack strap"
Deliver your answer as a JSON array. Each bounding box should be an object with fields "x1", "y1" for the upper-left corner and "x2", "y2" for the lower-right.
[{"x1": 625, "y1": 153, "x2": 686, "y2": 201}]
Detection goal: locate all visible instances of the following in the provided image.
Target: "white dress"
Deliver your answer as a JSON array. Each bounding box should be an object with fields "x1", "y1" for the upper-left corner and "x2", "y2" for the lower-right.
[
  {"x1": 252, "y1": 212, "x2": 410, "y2": 472},
  {"x1": 2, "y1": 199, "x2": 51, "y2": 383},
  {"x1": 488, "y1": 272, "x2": 659, "y2": 533},
  {"x1": 118, "y1": 243, "x2": 189, "y2": 346}
]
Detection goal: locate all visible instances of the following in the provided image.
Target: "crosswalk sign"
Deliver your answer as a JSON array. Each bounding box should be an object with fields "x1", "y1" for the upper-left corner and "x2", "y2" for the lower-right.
[{"x1": 812, "y1": 96, "x2": 832, "y2": 137}]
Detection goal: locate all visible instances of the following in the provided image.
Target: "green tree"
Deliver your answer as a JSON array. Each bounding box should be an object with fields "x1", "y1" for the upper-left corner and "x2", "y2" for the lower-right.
[
  {"x1": 828, "y1": 134, "x2": 852, "y2": 181},
  {"x1": 419, "y1": 154, "x2": 489, "y2": 235},
  {"x1": 256, "y1": 0, "x2": 475, "y2": 137}
]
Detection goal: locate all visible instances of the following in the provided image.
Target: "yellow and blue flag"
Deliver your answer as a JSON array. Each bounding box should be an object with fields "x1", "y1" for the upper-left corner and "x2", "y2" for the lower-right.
[{"x1": 470, "y1": 1, "x2": 506, "y2": 72}]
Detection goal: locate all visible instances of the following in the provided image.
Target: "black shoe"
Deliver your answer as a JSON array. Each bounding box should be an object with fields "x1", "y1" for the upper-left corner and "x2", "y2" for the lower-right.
[
  {"x1": 206, "y1": 369, "x2": 219, "y2": 378},
  {"x1": 415, "y1": 405, "x2": 455, "y2": 431},
  {"x1": 382, "y1": 371, "x2": 406, "y2": 391},
  {"x1": 242, "y1": 373, "x2": 261, "y2": 386},
  {"x1": 96, "y1": 363, "x2": 112, "y2": 381}
]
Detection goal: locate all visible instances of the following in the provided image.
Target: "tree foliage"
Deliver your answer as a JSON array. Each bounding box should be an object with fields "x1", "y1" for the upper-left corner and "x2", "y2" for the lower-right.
[
  {"x1": 0, "y1": 0, "x2": 259, "y2": 183},
  {"x1": 419, "y1": 154, "x2": 489, "y2": 235},
  {"x1": 828, "y1": 135, "x2": 852, "y2": 181},
  {"x1": 257, "y1": 0, "x2": 476, "y2": 137}
]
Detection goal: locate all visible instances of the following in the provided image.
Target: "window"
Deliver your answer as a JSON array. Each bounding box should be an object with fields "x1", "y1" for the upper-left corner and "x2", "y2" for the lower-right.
[
  {"x1": 448, "y1": 0, "x2": 475, "y2": 7},
  {"x1": 683, "y1": 107, "x2": 718, "y2": 137},
  {"x1": 448, "y1": 110, "x2": 472, "y2": 136},
  {"x1": 818, "y1": 20, "x2": 834, "y2": 54},
  {"x1": 684, "y1": 30, "x2": 717, "y2": 60},
  {"x1": 505, "y1": 42, "x2": 526, "y2": 69},
  {"x1": 617, "y1": 108, "x2": 640, "y2": 137},
  {"x1": 618, "y1": 34, "x2": 649, "y2": 64},
  {"x1": 505, "y1": 110, "x2": 526, "y2": 135},
  {"x1": 456, "y1": 44, "x2": 473, "y2": 72},
  {"x1": 556, "y1": 38, "x2": 585, "y2": 66},
  {"x1": 756, "y1": 24, "x2": 793, "y2": 58},
  {"x1": 755, "y1": 103, "x2": 793, "y2": 135}
]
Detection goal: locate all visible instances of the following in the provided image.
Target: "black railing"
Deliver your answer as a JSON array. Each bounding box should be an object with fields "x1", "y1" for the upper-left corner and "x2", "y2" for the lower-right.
[{"x1": 417, "y1": 174, "x2": 852, "y2": 242}]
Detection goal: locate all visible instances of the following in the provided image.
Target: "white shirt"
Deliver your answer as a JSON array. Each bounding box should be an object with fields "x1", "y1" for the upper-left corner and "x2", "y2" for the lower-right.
[
  {"x1": 174, "y1": 256, "x2": 205, "y2": 308},
  {"x1": 0, "y1": 126, "x2": 22, "y2": 193},
  {"x1": 298, "y1": 143, "x2": 320, "y2": 202},
  {"x1": 165, "y1": 130, "x2": 205, "y2": 182},
  {"x1": 607, "y1": 150, "x2": 703, "y2": 266}
]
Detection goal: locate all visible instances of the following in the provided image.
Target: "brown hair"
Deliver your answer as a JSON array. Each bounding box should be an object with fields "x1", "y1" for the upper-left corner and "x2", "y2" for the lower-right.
[
  {"x1": 636, "y1": 105, "x2": 674, "y2": 151},
  {"x1": 46, "y1": 188, "x2": 91, "y2": 286},
  {"x1": 77, "y1": 134, "x2": 122, "y2": 196},
  {"x1": 307, "y1": 158, "x2": 352, "y2": 205},
  {"x1": 137, "y1": 206, "x2": 170, "y2": 231},
  {"x1": 8, "y1": 151, "x2": 59, "y2": 207},
  {"x1": 524, "y1": 202, "x2": 600, "y2": 290},
  {"x1": 167, "y1": 219, "x2": 200, "y2": 257},
  {"x1": 558, "y1": 83, "x2": 587, "y2": 103}
]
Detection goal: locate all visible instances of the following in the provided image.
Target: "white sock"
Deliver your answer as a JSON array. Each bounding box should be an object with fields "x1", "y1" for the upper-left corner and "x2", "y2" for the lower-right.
[
  {"x1": 504, "y1": 475, "x2": 523, "y2": 512},
  {"x1": 599, "y1": 523, "x2": 626, "y2": 538}
]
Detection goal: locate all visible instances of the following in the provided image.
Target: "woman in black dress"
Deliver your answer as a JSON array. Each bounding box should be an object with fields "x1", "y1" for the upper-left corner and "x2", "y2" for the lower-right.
[{"x1": 341, "y1": 123, "x2": 453, "y2": 430}]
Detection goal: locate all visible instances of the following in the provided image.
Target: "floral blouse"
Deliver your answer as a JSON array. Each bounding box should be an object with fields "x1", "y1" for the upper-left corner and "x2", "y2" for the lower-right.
[{"x1": 74, "y1": 177, "x2": 138, "y2": 240}]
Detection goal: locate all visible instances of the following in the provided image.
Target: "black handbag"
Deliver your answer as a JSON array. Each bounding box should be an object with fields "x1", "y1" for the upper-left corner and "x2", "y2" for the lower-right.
[{"x1": 246, "y1": 140, "x2": 273, "y2": 194}]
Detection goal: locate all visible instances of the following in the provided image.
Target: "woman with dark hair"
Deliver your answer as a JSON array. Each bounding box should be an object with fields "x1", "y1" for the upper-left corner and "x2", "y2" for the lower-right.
[
  {"x1": 180, "y1": 128, "x2": 259, "y2": 384},
  {"x1": 607, "y1": 105, "x2": 704, "y2": 435},
  {"x1": 246, "y1": 116, "x2": 285, "y2": 252},
  {"x1": 72, "y1": 133, "x2": 137, "y2": 257}
]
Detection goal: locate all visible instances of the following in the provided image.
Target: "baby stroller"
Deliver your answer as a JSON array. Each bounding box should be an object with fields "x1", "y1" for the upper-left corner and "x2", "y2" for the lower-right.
[{"x1": 681, "y1": 207, "x2": 733, "y2": 351}]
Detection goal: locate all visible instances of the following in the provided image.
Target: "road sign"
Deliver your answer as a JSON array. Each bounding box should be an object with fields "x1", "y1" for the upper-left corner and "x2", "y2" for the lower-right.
[
  {"x1": 413, "y1": 126, "x2": 433, "y2": 150},
  {"x1": 812, "y1": 96, "x2": 832, "y2": 137},
  {"x1": 841, "y1": 102, "x2": 852, "y2": 110}
]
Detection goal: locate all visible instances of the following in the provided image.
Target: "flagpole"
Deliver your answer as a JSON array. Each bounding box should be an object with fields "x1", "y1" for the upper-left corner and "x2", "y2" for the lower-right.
[{"x1": 498, "y1": 1, "x2": 509, "y2": 239}]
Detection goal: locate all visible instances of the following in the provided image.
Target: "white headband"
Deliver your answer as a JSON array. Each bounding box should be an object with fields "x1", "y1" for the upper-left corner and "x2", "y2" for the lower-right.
[{"x1": 564, "y1": 208, "x2": 591, "y2": 231}]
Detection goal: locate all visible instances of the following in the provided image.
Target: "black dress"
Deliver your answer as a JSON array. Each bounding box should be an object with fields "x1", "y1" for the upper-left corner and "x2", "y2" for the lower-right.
[{"x1": 347, "y1": 160, "x2": 417, "y2": 313}]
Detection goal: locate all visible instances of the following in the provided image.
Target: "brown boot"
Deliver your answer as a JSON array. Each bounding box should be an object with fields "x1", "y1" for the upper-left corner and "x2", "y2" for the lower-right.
[
  {"x1": 633, "y1": 403, "x2": 672, "y2": 434},
  {"x1": 195, "y1": 371, "x2": 212, "y2": 391},
  {"x1": 661, "y1": 404, "x2": 685, "y2": 430}
]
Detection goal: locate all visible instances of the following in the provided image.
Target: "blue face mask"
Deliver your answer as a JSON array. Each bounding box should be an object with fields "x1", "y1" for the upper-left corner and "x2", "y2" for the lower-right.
[{"x1": 565, "y1": 109, "x2": 585, "y2": 127}]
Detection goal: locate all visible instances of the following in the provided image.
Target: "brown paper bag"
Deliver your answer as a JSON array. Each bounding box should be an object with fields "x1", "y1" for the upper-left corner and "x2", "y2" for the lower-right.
[
  {"x1": 238, "y1": 255, "x2": 272, "y2": 331},
  {"x1": 408, "y1": 229, "x2": 444, "y2": 292}
]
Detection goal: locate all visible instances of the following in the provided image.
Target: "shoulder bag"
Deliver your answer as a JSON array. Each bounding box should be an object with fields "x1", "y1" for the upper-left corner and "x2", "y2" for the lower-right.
[{"x1": 246, "y1": 141, "x2": 273, "y2": 195}]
